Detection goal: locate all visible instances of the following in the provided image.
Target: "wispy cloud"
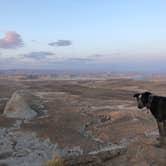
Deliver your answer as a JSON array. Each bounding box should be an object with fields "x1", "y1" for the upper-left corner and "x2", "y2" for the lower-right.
[
  {"x1": 23, "y1": 51, "x2": 55, "y2": 60},
  {"x1": 0, "y1": 57, "x2": 20, "y2": 69},
  {"x1": 0, "y1": 31, "x2": 24, "y2": 49},
  {"x1": 90, "y1": 54, "x2": 104, "y2": 58},
  {"x1": 66, "y1": 58, "x2": 93, "y2": 62},
  {"x1": 48, "y1": 40, "x2": 72, "y2": 47}
]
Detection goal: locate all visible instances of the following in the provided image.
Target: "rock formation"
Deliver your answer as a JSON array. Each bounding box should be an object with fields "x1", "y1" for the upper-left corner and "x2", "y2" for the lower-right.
[{"x1": 3, "y1": 90, "x2": 43, "y2": 120}]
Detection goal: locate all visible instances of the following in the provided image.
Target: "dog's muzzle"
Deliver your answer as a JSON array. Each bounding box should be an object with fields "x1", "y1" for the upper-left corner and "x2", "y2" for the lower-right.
[{"x1": 138, "y1": 104, "x2": 144, "y2": 109}]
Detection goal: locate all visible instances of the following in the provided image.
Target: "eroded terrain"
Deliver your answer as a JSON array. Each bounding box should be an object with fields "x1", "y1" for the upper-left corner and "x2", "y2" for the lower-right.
[{"x1": 0, "y1": 76, "x2": 165, "y2": 166}]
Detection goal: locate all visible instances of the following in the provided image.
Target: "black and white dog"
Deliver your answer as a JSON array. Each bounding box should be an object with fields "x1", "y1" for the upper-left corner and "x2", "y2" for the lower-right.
[{"x1": 133, "y1": 91, "x2": 166, "y2": 146}]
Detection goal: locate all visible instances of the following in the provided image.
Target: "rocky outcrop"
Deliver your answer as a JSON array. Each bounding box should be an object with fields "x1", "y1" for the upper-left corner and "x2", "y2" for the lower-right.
[
  {"x1": 3, "y1": 90, "x2": 44, "y2": 120},
  {"x1": 43, "y1": 138, "x2": 166, "y2": 166},
  {"x1": 43, "y1": 147, "x2": 127, "y2": 166},
  {"x1": 0, "y1": 127, "x2": 60, "y2": 166},
  {"x1": 0, "y1": 98, "x2": 8, "y2": 114}
]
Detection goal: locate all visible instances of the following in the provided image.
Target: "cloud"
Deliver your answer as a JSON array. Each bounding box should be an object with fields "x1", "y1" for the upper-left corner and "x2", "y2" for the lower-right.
[
  {"x1": 55, "y1": 57, "x2": 96, "y2": 65},
  {"x1": 0, "y1": 57, "x2": 20, "y2": 69},
  {"x1": 66, "y1": 58, "x2": 93, "y2": 62},
  {"x1": 23, "y1": 51, "x2": 55, "y2": 60},
  {"x1": 48, "y1": 40, "x2": 72, "y2": 47},
  {"x1": 0, "y1": 31, "x2": 24, "y2": 49},
  {"x1": 91, "y1": 54, "x2": 104, "y2": 57}
]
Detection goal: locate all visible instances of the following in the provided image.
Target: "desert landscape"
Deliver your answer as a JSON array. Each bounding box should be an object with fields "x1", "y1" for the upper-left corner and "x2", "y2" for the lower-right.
[
  {"x1": 1, "y1": 1, "x2": 166, "y2": 165},
  {"x1": 0, "y1": 72, "x2": 165, "y2": 166}
]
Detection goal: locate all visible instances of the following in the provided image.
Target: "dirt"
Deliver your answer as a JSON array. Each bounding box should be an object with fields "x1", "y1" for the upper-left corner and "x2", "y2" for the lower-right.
[{"x1": 0, "y1": 76, "x2": 165, "y2": 165}]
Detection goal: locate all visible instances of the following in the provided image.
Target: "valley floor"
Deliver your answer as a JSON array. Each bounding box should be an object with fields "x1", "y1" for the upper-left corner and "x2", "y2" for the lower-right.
[{"x1": 0, "y1": 77, "x2": 165, "y2": 165}]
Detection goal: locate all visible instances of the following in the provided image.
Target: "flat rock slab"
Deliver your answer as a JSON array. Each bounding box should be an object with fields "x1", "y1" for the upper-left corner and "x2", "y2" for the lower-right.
[{"x1": 3, "y1": 90, "x2": 44, "y2": 120}]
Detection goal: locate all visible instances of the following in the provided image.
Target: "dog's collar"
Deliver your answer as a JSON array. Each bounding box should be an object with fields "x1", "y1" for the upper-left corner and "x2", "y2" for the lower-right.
[{"x1": 146, "y1": 94, "x2": 153, "y2": 109}]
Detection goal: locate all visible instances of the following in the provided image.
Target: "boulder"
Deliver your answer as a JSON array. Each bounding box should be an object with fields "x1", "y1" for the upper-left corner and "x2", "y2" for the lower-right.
[
  {"x1": 43, "y1": 147, "x2": 127, "y2": 166},
  {"x1": 3, "y1": 90, "x2": 42, "y2": 120}
]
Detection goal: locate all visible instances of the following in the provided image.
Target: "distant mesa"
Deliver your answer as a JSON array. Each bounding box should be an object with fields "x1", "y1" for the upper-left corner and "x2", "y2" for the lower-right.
[{"x1": 3, "y1": 90, "x2": 44, "y2": 120}]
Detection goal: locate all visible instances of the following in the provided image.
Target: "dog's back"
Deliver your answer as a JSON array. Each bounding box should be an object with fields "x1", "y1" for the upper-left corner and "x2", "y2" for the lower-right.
[{"x1": 150, "y1": 95, "x2": 166, "y2": 121}]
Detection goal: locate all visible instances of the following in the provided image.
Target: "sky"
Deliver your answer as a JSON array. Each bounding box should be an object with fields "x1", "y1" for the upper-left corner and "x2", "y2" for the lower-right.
[{"x1": 0, "y1": 0, "x2": 166, "y2": 72}]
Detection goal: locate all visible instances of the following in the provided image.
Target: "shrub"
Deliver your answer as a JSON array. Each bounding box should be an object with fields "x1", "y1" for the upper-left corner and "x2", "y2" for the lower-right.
[{"x1": 42, "y1": 157, "x2": 64, "y2": 166}]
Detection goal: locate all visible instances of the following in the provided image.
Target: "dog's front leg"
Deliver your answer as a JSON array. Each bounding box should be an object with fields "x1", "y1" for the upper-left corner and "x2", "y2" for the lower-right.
[
  {"x1": 161, "y1": 121, "x2": 166, "y2": 147},
  {"x1": 157, "y1": 116, "x2": 166, "y2": 136},
  {"x1": 164, "y1": 120, "x2": 166, "y2": 143},
  {"x1": 164, "y1": 120, "x2": 166, "y2": 136},
  {"x1": 157, "y1": 120, "x2": 166, "y2": 147},
  {"x1": 157, "y1": 120, "x2": 162, "y2": 137}
]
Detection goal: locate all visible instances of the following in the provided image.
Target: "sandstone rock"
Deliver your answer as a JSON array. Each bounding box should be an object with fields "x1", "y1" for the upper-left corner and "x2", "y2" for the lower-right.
[
  {"x1": 0, "y1": 127, "x2": 60, "y2": 166},
  {"x1": 43, "y1": 147, "x2": 127, "y2": 166},
  {"x1": 0, "y1": 98, "x2": 8, "y2": 114},
  {"x1": 3, "y1": 90, "x2": 43, "y2": 120}
]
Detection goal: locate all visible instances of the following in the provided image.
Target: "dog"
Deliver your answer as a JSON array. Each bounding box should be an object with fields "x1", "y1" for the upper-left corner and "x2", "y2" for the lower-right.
[{"x1": 133, "y1": 91, "x2": 166, "y2": 146}]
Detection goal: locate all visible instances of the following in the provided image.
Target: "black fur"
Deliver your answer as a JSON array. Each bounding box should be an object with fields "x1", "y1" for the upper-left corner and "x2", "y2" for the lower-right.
[
  {"x1": 133, "y1": 91, "x2": 166, "y2": 121},
  {"x1": 133, "y1": 91, "x2": 166, "y2": 146}
]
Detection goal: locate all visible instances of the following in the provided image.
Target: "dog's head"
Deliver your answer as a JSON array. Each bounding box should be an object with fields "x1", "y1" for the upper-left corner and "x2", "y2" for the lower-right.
[{"x1": 133, "y1": 91, "x2": 152, "y2": 109}]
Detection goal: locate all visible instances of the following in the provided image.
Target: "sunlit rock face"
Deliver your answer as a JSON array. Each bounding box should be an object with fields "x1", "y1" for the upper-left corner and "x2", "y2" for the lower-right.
[{"x1": 3, "y1": 90, "x2": 43, "y2": 120}]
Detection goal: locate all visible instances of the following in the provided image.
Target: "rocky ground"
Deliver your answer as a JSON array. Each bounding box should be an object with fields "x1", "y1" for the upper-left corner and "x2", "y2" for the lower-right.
[{"x1": 0, "y1": 77, "x2": 165, "y2": 166}]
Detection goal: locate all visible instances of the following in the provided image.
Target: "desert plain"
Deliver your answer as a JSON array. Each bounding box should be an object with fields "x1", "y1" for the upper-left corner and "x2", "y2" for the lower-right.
[{"x1": 0, "y1": 72, "x2": 165, "y2": 166}]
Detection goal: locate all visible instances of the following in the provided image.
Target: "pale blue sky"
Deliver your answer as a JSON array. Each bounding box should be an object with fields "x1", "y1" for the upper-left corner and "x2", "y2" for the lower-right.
[{"x1": 0, "y1": 0, "x2": 166, "y2": 71}]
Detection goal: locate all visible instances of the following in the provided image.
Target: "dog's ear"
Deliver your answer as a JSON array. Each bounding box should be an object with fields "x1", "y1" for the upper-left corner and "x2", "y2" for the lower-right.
[
  {"x1": 133, "y1": 93, "x2": 139, "y2": 98},
  {"x1": 142, "y1": 91, "x2": 152, "y2": 104},
  {"x1": 143, "y1": 91, "x2": 152, "y2": 97}
]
